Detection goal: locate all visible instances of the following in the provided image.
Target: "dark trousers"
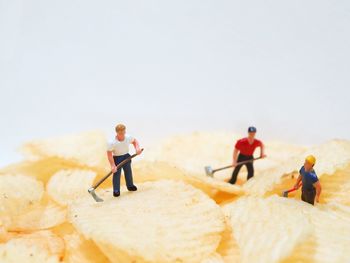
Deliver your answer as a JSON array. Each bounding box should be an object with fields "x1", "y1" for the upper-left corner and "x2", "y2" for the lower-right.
[
  {"x1": 113, "y1": 154, "x2": 134, "y2": 192},
  {"x1": 301, "y1": 188, "x2": 316, "y2": 205},
  {"x1": 229, "y1": 154, "x2": 254, "y2": 184}
]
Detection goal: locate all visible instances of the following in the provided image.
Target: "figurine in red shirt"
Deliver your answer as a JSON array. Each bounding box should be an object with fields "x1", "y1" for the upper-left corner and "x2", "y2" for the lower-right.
[{"x1": 228, "y1": 127, "x2": 266, "y2": 184}]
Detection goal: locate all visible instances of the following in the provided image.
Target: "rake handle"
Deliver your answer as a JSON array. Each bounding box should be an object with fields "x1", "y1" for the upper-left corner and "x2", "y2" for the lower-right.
[
  {"x1": 213, "y1": 157, "x2": 262, "y2": 173},
  {"x1": 92, "y1": 149, "x2": 143, "y2": 190}
]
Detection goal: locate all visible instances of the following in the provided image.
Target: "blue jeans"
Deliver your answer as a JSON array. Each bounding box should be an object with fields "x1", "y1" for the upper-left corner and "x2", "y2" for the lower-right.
[{"x1": 113, "y1": 154, "x2": 134, "y2": 192}]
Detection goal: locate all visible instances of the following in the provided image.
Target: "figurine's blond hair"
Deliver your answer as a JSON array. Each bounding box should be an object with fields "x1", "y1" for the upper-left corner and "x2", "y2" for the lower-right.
[{"x1": 115, "y1": 124, "x2": 126, "y2": 133}]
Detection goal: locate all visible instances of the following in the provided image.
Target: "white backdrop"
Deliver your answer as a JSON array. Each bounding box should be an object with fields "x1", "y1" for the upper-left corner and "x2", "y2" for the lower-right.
[{"x1": 1, "y1": 0, "x2": 349, "y2": 166}]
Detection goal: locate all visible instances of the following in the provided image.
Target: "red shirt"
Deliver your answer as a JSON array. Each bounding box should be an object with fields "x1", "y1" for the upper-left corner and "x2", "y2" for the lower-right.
[{"x1": 235, "y1": 138, "x2": 262, "y2": 156}]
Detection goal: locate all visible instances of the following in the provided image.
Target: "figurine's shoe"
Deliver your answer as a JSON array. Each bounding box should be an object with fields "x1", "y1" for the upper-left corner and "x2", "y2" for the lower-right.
[
  {"x1": 113, "y1": 191, "x2": 120, "y2": 197},
  {"x1": 127, "y1": 185, "x2": 138, "y2": 191}
]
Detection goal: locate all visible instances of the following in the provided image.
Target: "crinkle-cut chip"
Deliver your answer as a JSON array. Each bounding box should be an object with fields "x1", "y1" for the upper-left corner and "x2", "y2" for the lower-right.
[
  {"x1": 47, "y1": 169, "x2": 97, "y2": 206},
  {"x1": 201, "y1": 253, "x2": 224, "y2": 263},
  {"x1": 107, "y1": 160, "x2": 242, "y2": 202},
  {"x1": 133, "y1": 161, "x2": 188, "y2": 183},
  {"x1": 0, "y1": 230, "x2": 64, "y2": 263},
  {"x1": 69, "y1": 180, "x2": 225, "y2": 263},
  {"x1": 0, "y1": 157, "x2": 102, "y2": 184},
  {"x1": 223, "y1": 196, "x2": 312, "y2": 263},
  {"x1": 0, "y1": 174, "x2": 44, "y2": 228},
  {"x1": 143, "y1": 132, "x2": 306, "y2": 175},
  {"x1": 244, "y1": 139, "x2": 350, "y2": 197},
  {"x1": 309, "y1": 207, "x2": 350, "y2": 263},
  {"x1": 266, "y1": 163, "x2": 350, "y2": 205},
  {"x1": 185, "y1": 174, "x2": 245, "y2": 197},
  {"x1": 62, "y1": 233, "x2": 110, "y2": 263},
  {"x1": 216, "y1": 216, "x2": 240, "y2": 263},
  {"x1": 281, "y1": 203, "x2": 350, "y2": 263},
  {"x1": 0, "y1": 225, "x2": 11, "y2": 243},
  {"x1": 317, "y1": 163, "x2": 350, "y2": 206},
  {"x1": 7, "y1": 201, "x2": 66, "y2": 232},
  {"x1": 20, "y1": 131, "x2": 110, "y2": 168}
]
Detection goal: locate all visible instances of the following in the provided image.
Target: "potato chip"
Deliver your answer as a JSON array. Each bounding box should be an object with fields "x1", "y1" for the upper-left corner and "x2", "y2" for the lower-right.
[
  {"x1": 215, "y1": 216, "x2": 241, "y2": 263},
  {"x1": 0, "y1": 157, "x2": 102, "y2": 184},
  {"x1": 201, "y1": 253, "x2": 224, "y2": 263},
  {"x1": 143, "y1": 132, "x2": 306, "y2": 175},
  {"x1": 20, "y1": 131, "x2": 109, "y2": 168},
  {"x1": 223, "y1": 196, "x2": 312, "y2": 263},
  {"x1": 131, "y1": 161, "x2": 243, "y2": 201},
  {"x1": 133, "y1": 161, "x2": 188, "y2": 182},
  {"x1": 0, "y1": 230, "x2": 64, "y2": 263},
  {"x1": 7, "y1": 200, "x2": 66, "y2": 232},
  {"x1": 317, "y1": 163, "x2": 350, "y2": 206},
  {"x1": 244, "y1": 140, "x2": 350, "y2": 197},
  {"x1": 69, "y1": 180, "x2": 225, "y2": 263},
  {"x1": 185, "y1": 174, "x2": 245, "y2": 198},
  {"x1": 62, "y1": 232, "x2": 110, "y2": 263},
  {"x1": 281, "y1": 203, "x2": 350, "y2": 263},
  {"x1": 0, "y1": 174, "x2": 44, "y2": 228},
  {"x1": 47, "y1": 169, "x2": 97, "y2": 206}
]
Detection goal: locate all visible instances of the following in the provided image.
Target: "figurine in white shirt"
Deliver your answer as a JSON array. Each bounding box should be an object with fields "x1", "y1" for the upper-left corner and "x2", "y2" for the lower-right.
[{"x1": 107, "y1": 124, "x2": 142, "y2": 197}]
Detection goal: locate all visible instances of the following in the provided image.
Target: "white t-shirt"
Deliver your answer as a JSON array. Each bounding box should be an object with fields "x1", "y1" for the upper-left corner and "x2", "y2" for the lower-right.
[{"x1": 107, "y1": 134, "x2": 134, "y2": 156}]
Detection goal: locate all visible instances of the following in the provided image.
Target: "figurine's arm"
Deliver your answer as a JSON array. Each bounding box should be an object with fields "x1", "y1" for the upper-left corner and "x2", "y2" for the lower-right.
[
  {"x1": 132, "y1": 138, "x2": 142, "y2": 155},
  {"x1": 107, "y1": 151, "x2": 117, "y2": 172}
]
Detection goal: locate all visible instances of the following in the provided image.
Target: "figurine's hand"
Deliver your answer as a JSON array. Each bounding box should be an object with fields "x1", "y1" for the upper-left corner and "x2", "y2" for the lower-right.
[
  {"x1": 136, "y1": 148, "x2": 142, "y2": 155},
  {"x1": 232, "y1": 161, "x2": 237, "y2": 167},
  {"x1": 260, "y1": 154, "x2": 267, "y2": 159},
  {"x1": 316, "y1": 196, "x2": 320, "y2": 203},
  {"x1": 111, "y1": 165, "x2": 117, "y2": 173}
]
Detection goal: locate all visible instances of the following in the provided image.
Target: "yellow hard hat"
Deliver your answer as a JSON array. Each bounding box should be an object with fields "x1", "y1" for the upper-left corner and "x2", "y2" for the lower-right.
[{"x1": 305, "y1": 155, "x2": 316, "y2": 165}]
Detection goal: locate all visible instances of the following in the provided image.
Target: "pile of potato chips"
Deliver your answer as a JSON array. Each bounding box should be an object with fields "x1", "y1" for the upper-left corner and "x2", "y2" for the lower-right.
[{"x1": 0, "y1": 131, "x2": 349, "y2": 262}]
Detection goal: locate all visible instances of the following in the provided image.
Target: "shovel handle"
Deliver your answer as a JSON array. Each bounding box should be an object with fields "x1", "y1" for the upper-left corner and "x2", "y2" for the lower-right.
[
  {"x1": 212, "y1": 157, "x2": 262, "y2": 173},
  {"x1": 92, "y1": 149, "x2": 144, "y2": 190},
  {"x1": 285, "y1": 182, "x2": 302, "y2": 194}
]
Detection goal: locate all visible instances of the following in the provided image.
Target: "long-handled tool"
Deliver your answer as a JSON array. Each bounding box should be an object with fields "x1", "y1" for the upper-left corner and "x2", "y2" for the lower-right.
[
  {"x1": 282, "y1": 182, "x2": 302, "y2": 197},
  {"x1": 88, "y1": 149, "x2": 144, "y2": 202},
  {"x1": 205, "y1": 157, "x2": 262, "y2": 177}
]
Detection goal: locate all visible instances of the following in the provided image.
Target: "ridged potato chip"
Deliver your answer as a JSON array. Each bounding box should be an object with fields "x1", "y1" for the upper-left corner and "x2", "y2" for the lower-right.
[
  {"x1": 21, "y1": 131, "x2": 109, "y2": 168},
  {"x1": 47, "y1": 169, "x2": 97, "y2": 206},
  {"x1": 201, "y1": 253, "x2": 224, "y2": 263},
  {"x1": 0, "y1": 157, "x2": 101, "y2": 184},
  {"x1": 0, "y1": 230, "x2": 64, "y2": 263},
  {"x1": 0, "y1": 174, "x2": 44, "y2": 229},
  {"x1": 215, "y1": 216, "x2": 241, "y2": 263},
  {"x1": 62, "y1": 232, "x2": 109, "y2": 263},
  {"x1": 7, "y1": 200, "x2": 66, "y2": 232},
  {"x1": 281, "y1": 203, "x2": 350, "y2": 263},
  {"x1": 69, "y1": 180, "x2": 225, "y2": 263},
  {"x1": 186, "y1": 174, "x2": 244, "y2": 196},
  {"x1": 130, "y1": 161, "x2": 243, "y2": 202},
  {"x1": 245, "y1": 139, "x2": 350, "y2": 197},
  {"x1": 223, "y1": 196, "x2": 312, "y2": 263}
]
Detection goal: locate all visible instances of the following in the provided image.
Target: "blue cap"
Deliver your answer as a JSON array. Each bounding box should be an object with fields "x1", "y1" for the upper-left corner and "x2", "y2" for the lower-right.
[{"x1": 248, "y1": 126, "x2": 257, "y2": 133}]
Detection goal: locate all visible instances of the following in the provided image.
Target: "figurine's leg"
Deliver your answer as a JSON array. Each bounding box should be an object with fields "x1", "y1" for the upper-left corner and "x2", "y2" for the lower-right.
[
  {"x1": 123, "y1": 157, "x2": 137, "y2": 191},
  {"x1": 112, "y1": 168, "x2": 122, "y2": 194}
]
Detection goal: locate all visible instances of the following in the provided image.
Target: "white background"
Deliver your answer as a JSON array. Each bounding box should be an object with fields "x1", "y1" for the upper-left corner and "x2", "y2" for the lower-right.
[{"x1": 1, "y1": 0, "x2": 349, "y2": 166}]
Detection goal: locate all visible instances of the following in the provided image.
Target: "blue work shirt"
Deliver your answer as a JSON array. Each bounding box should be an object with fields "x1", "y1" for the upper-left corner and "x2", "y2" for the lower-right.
[{"x1": 300, "y1": 166, "x2": 319, "y2": 190}]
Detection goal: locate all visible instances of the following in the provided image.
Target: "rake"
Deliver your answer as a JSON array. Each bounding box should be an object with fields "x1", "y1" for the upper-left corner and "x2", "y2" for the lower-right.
[
  {"x1": 205, "y1": 157, "x2": 261, "y2": 177},
  {"x1": 88, "y1": 149, "x2": 143, "y2": 202}
]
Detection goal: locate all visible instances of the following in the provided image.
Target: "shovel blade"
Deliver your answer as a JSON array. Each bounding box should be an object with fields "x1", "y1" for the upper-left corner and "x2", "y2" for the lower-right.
[
  {"x1": 282, "y1": 191, "x2": 288, "y2": 197},
  {"x1": 205, "y1": 166, "x2": 213, "y2": 177},
  {"x1": 88, "y1": 188, "x2": 104, "y2": 202}
]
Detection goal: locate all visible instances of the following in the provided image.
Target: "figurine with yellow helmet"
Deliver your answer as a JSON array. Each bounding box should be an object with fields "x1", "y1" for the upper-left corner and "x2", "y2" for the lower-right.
[{"x1": 293, "y1": 155, "x2": 322, "y2": 205}]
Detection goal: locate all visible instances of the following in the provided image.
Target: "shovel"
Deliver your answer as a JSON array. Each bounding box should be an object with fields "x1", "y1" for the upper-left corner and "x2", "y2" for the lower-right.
[
  {"x1": 282, "y1": 182, "x2": 302, "y2": 197},
  {"x1": 205, "y1": 157, "x2": 261, "y2": 177},
  {"x1": 88, "y1": 149, "x2": 143, "y2": 202}
]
